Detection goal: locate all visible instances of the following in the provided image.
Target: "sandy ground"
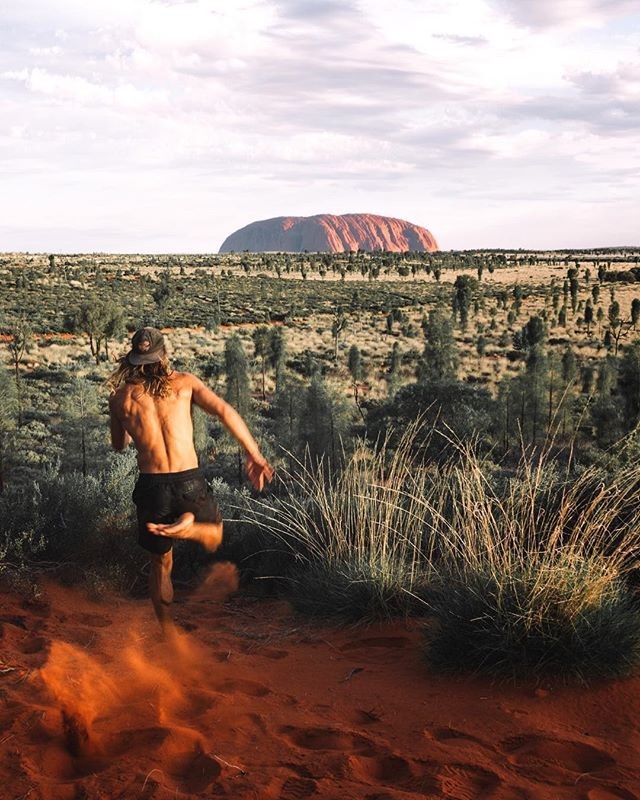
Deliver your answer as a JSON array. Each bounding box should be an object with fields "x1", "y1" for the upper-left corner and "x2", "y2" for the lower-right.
[{"x1": 1, "y1": 571, "x2": 639, "y2": 800}]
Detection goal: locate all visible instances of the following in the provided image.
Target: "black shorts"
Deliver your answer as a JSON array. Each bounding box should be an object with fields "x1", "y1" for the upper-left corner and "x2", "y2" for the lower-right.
[{"x1": 132, "y1": 468, "x2": 222, "y2": 555}]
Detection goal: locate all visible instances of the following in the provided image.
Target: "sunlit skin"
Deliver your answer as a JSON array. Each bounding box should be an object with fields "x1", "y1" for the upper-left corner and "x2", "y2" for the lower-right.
[{"x1": 109, "y1": 369, "x2": 273, "y2": 631}]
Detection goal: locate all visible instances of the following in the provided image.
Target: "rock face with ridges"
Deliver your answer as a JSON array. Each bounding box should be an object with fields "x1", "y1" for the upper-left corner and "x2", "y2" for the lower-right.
[{"x1": 219, "y1": 213, "x2": 438, "y2": 253}]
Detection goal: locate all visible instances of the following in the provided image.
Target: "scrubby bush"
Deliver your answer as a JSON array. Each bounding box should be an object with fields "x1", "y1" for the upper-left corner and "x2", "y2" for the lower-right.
[
  {"x1": 0, "y1": 450, "x2": 145, "y2": 590},
  {"x1": 366, "y1": 382, "x2": 496, "y2": 462}
]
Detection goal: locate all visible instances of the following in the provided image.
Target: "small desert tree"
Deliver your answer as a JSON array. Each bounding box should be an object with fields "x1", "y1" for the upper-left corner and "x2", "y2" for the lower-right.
[
  {"x1": 252, "y1": 326, "x2": 270, "y2": 401},
  {"x1": 387, "y1": 342, "x2": 402, "y2": 397},
  {"x1": 452, "y1": 275, "x2": 477, "y2": 330},
  {"x1": 300, "y1": 374, "x2": 353, "y2": 467},
  {"x1": 618, "y1": 341, "x2": 640, "y2": 431},
  {"x1": 331, "y1": 307, "x2": 348, "y2": 362},
  {"x1": 632, "y1": 298, "x2": 640, "y2": 331},
  {"x1": 66, "y1": 298, "x2": 123, "y2": 364},
  {"x1": 60, "y1": 375, "x2": 102, "y2": 476},
  {"x1": 271, "y1": 374, "x2": 306, "y2": 472},
  {"x1": 152, "y1": 272, "x2": 172, "y2": 322},
  {"x1": 584, "y1": 300, "x2": 594, "y2": 335},
  {"x1": 6, "y1": 316, "x2": 32, "y2": 426},
  {"x1": 0, "y1": 366, "x2": 18, "y2": 491},
  {"x1": 418, "y1": 310, "x2": 458, "y2": 383},
  {"x1": 347, "y1": 344, "x2": 365, "y2": 415},
  {"x1": 607, "y1": 300, "x2": 626, "y2": 356},
  {"x1": 224, "y1": 334, "x2": 251, "y2": 483},
  {"x1": 268, "y1": 327, "x2": 286, "y2": 394}
]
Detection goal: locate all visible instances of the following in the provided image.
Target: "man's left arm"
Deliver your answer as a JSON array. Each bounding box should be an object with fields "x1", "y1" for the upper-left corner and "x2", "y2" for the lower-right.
[
  {"x1": 190, "y1": 375, "x2": 273, "y2": 489},
  {"x1": 109, "y1": 396, "x2": 131, "y2": 451}
]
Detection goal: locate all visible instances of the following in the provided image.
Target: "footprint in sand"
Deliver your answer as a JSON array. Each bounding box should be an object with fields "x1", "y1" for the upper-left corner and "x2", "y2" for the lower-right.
[
  {"x1": 19, "y1": 635, "x2": 46, "y2": 654},
  {"x1": 437, "y1": 763, "x2": 502, "y2": 800},
  {"x1": 584, "y1": 787, "x2": 638, "y2": 800},
  {"x1": 280, "y1": 775, "x2": 318, "y2": 799},
  {"x1": 34, "y1": 743, "x2": 108, "y2": 782},
  {"x1": 153, "y1": 729, "x2": 222, "y2": 793},
  {"x1": 349, "y1": 753, "x2": 431, "y2": 793},
  {"x1": 0, "y1": 614, "x2": 27, "y2": 630},
  {"x1": 21, "y1": 598, "x2": 50, "y2": 618},
  {"x1": 240, "y1": 712, "x2": 269, "y2": 735},
  {"x1": 217, "y1": 677, "x2": 271, "y2": 697},
  {"x1": 167, "y1": 745, "x2": 221, "y2": 794},
  {"x1": 177, "y1": 688, "x2": 219, "y2": 719},
  {"x1": 106, "y1": 726, "x2": 171, "y2": 757},
  {"x1": 262, "y1": 648, "x2": 289, "y2": 660},
  {"x1": 501, "y1": 734, "x2": 616, "y2": 785},
  {"x1": 280, "y1": 725, "x2": 375, "y2": 755},
  {"x1": 428, "y1": 727, "x2": 494, "y2": 753}
]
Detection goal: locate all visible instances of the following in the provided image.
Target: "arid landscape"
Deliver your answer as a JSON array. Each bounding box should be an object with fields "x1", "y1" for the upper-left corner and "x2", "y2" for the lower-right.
[
  {"x1": 3, "y1": 0, "x2": 640, "y2": 795},
  {"x1": 3, "y1": 248, "x2": 640, "y2": 798}
]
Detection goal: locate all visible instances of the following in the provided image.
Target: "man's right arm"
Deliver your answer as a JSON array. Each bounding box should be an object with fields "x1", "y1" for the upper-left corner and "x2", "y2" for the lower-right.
[{"x1": 108, "y1": 395, "x2": 131, "y2": 452}]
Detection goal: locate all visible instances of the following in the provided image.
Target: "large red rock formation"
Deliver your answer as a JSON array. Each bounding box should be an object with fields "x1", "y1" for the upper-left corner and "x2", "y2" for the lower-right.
[{"x1": 219, "y1": 213, "x2": 438, "y2": 253}]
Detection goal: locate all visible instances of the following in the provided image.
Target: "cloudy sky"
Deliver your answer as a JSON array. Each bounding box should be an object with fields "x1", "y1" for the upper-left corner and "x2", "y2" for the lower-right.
[{"x1": 1, "y1": 0, "x2": 638, "y2": 252}]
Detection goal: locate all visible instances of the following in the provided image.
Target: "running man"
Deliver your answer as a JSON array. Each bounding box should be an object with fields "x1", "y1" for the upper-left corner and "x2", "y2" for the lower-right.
[{"x1": 108, "y1": 327, "x2": 273, "y2": 631}]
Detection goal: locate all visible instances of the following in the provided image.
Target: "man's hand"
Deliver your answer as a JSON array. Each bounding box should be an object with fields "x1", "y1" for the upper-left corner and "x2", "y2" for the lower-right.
[{"x1": 246, "y1": 452, "x2": 274, "y2": 491}]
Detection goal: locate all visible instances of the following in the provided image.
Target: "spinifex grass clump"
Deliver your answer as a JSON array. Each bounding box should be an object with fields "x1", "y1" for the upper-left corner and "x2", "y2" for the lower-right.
[
  {"x1": 248, "y1": 425, "x2": 435, "y2": 621},
  {"x1": 420, "y1": 448, "x2": 640, "y2": 681},
  {"x1": 426, "y1": 561, "x2": 640, "y2": 681},
  {"x1": 249, "y1": 421, "x2": 640, "y2": 679}
]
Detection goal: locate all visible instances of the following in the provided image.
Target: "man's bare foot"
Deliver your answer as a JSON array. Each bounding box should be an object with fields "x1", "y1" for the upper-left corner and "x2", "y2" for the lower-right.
[
  {"x1": 148, "y1": 512, "x2": 195, "y2": 539},
  {"x1": 148, "y1": 515, "x2": 222, "y2": 552}
]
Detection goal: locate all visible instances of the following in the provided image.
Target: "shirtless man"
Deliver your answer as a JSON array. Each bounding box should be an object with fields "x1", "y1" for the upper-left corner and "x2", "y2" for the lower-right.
[{"x1": 108, "y1": 327, "x2": 273, "y2": 631}]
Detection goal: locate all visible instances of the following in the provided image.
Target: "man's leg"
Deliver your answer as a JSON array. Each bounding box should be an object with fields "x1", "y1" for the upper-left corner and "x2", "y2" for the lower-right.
[
  {"x1": 149, "y1": 549, "x2": 174, "y2": 631},
  {"x1": 147, "y1": 514, "x2": 223, "y2": 552}
]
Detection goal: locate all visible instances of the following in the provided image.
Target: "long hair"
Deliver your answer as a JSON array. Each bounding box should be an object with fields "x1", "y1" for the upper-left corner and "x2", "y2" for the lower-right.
[{"x1": 107, "y1": 354, "x2": 174, "y2": 398}]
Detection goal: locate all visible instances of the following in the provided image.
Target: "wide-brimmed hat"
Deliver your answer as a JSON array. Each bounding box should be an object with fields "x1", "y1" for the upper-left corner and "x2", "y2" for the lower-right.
[{"x1": 127, "y1": 327, "x2": 166, "y2": 365}]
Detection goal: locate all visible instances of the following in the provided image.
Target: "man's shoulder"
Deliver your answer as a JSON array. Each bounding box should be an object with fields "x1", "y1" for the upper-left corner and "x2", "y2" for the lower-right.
[
  {"x1": 170, "y1": 371, "x2": 203, "y2": 393},
  {"x1": 109, "y1": 385, "x2": 127, "y2": 405},
  {"x1": 171, "y1": 370, "x2": 197, "y2": 385}
]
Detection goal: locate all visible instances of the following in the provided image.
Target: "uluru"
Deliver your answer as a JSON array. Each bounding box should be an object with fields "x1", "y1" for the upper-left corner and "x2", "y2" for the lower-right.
[{"x1": 218, "y1": 213, "x2": 438, "y2": 253}]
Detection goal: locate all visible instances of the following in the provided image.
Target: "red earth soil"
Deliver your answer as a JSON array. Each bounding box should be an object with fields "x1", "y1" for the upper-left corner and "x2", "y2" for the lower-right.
[{"x1": 1, "y1": 567, "x2": 639, "y2": 800}]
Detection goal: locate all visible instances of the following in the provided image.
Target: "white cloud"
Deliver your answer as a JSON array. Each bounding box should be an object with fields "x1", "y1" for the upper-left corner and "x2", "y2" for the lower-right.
[
  {"x1": 491, "y1": 0, "x2": 636, "y2": 29},
  {"x1": 2, "y1": 67, "x2": 168, "y2": 109},
  {"x1": 134, "y1": 1, "x2": 276, "y2": 58},
  {"x1": 0, "y1": 0, "x2": 638, "y2": 250}
]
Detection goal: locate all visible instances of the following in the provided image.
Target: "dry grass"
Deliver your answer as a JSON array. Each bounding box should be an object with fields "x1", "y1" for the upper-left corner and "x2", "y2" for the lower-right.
[
  {"x1": 246, "y1": 422, "x2": 436, "y2": 620},
  {"x1": 246, "y1": 425, "x2": 640, "y2": 679}
]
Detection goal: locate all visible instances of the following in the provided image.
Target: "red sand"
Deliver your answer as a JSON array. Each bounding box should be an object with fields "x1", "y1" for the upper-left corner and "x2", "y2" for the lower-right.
[{"x1": 1, "y1": 568, "x2": 639, "y2": 800}]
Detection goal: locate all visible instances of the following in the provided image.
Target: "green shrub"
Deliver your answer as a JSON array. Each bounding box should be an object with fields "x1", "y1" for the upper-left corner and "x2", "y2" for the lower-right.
[{"x1": 0, "y1": 450, "x2": 145, "y2": 591}]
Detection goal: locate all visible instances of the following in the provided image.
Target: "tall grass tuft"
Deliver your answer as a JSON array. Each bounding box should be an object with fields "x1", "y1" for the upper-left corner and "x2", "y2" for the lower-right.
[
  {"x1": 410, "y1": 441, "x2": 640, "y2": 681},
  {"x1": 248, "y1": 424, "x2": 640, "y2": 679},
  {"x1": 247, "y1": 423, "x2": 435, "y2": 621}
]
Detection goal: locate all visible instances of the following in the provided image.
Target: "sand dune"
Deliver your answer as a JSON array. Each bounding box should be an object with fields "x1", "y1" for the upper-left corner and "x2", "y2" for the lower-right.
[{"x1": 1, "y1": 569, "x2": 639, "y2": 799}]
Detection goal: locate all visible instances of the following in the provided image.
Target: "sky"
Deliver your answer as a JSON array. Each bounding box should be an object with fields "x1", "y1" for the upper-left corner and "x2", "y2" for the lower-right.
[{"x1": 1, "y1": 0, "x2": 639, "y2": 252}]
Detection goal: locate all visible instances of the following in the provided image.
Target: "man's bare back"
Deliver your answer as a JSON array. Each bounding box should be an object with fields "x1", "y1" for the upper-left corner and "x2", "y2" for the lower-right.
[{"x1": 109, "y1": 371, "x2": 271, "y2": 484}]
